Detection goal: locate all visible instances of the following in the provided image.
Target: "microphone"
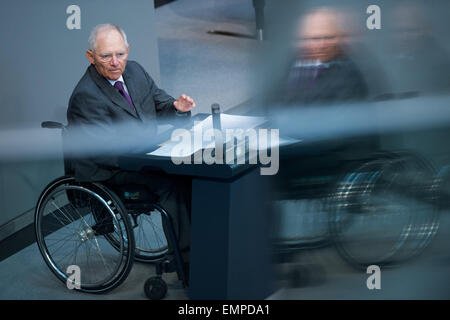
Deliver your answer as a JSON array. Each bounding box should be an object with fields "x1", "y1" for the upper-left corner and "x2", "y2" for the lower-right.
[
  {"x1": 211, "y1": 103, "x2": 221, "y2": 132},
  {"x1": 211, "y1": 103, "x2": 223, "y2": 156}
]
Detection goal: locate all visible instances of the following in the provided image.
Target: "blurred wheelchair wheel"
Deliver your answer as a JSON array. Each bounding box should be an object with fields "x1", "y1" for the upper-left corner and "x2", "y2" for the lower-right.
[{"x1": 329, "y1": 151, "x2": 440, "y2": 270}]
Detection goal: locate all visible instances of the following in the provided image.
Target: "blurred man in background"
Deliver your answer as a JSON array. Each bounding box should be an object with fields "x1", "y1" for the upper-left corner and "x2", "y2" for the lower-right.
[{"x1": 284, "y1": 7, "x2": 368, "y2": 104}]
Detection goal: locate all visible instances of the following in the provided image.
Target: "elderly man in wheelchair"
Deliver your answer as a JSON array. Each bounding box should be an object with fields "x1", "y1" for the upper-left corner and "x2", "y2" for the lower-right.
[{"x1": 34, "y1": 24, "x2": 194, "y2": 299}]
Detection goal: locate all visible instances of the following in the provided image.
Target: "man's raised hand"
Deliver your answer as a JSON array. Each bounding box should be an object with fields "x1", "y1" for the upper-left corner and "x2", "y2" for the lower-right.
[{"x1": 174, "y1": 94, "x2": 196, "y2": 112}]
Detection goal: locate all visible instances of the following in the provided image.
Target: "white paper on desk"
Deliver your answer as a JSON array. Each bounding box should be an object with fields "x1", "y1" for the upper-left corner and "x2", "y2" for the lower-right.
[{"x1": 148, "y1": 114, "x2": 267, "y2": 157}]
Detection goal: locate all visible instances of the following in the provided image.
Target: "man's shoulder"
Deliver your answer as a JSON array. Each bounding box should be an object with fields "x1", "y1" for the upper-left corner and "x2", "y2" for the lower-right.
[
  {"x1": 71, "y1": 65, "x2": 96, "y2": 94},
  {"x1": 124, "y1": 60, "x2": 155, "y2": 82},
  {"x1": 68, "y1": 66, "x2": 102, "y2": 109},
  {"x1": 125, "y1": 60, "x2": 146, "y2": 74},
  {"x1": 123, "y1": 61, "x2": 160, "y2": 99},
  {"x1": 126, "y1": 60, "x2": 140, "y2": 68}
]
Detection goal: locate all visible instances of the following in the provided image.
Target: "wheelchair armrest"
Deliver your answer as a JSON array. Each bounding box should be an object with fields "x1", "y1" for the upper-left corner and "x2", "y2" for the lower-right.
[{"x1": 41, "y1": 121, "x2": 66, "y2": 129}]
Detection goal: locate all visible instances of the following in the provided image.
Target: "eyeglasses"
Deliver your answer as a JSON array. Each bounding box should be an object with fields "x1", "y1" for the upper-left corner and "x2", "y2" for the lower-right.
[{"x1": 93, "y1": 51, "x2": 128, "y2": 63}]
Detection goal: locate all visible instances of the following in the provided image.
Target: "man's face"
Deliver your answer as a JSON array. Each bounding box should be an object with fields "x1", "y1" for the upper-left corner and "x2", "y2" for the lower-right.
[
  {"x1": 86, "y1": 29, "x2": 130, "y2": 80},
  {"x1": 296, "y1": 11, "x2": 342, "y2": 62}
]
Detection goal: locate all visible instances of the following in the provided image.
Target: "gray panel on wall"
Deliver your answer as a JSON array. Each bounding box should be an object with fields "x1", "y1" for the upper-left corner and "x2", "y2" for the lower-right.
[{"x1": 0, "y1": 0, "x2": 160, "y2": 229}]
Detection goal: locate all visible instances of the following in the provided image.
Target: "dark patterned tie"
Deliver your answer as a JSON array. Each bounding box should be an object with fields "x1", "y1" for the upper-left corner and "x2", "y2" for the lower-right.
[{"x1": 114, "y1": 81, "x2": 136, "y2": 113}]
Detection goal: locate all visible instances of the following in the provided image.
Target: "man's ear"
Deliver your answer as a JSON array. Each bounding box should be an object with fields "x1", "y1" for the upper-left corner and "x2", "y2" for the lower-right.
[{"x1": 86, "y1": 50, "x2": 95, "y2": 64}]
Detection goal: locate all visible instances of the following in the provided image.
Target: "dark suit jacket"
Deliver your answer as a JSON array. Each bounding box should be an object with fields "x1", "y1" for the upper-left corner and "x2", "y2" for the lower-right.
[
  {"x1": 284, "y1": 55, "x2": 369, "y2": 105},
  {"x1": 67, "y1": 60, "x2": 179, "y2": 182}
]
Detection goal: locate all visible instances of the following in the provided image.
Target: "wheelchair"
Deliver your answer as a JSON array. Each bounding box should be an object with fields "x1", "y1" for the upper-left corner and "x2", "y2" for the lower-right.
[
  {"x1": 271, "y1": 140, "x2": 441, "y2": 272},
  {"x1": 34, "y1": 121, "x2": 188, "y2": 299}
]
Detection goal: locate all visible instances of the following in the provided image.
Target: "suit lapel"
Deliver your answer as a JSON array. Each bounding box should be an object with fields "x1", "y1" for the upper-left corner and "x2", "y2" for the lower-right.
[
  {"x1": 122, "y1": 70, "x2": 143, "y2": 119},
  {"x1": 88, "y1": 64, "x2": 139, "y2": 119}
]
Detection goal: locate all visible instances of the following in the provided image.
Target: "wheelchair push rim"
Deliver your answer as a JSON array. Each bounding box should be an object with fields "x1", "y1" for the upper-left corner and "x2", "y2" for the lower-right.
[{"x1": 34, "y1": 176, "x2": 135, "y2": 293}]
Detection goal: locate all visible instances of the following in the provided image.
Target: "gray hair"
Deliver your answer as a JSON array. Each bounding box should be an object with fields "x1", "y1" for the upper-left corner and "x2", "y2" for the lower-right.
[{"x1": 88, "y1": 24, "x2": 129, "y2": 52}]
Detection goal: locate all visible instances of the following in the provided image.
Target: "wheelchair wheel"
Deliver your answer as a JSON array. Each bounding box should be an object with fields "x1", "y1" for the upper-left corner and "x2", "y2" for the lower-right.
[
  {"x1": 329, "y1": 152, "x2": 440, "y2": 269},
  {"x1": 271, "y1": 169, "x2": 337, "y2": 252},
  {"x1": 436, "y1": 164, "x2": 450, "y2": 211},
  {"x1": 35, "y1": 176, "x2": 135, "y2": 293},
  {"x1": 99, "y1": 204, "x2": 169, "y2": 263},
  {"x1": 131, "y1": 205, "x2": 169, "y2": 262},
  {"x1": 144, "y1": 276, "x2": 168, "y2": 300}
]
